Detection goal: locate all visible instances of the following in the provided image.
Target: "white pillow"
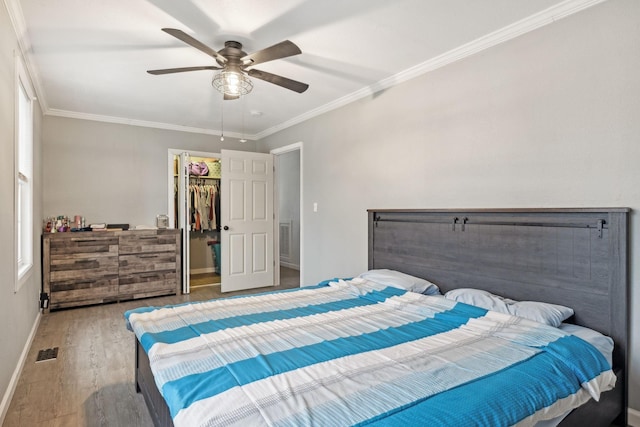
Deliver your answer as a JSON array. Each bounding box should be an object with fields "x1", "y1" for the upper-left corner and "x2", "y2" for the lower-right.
[
  {"x1": 358, "y1": 269, "x2": 440, "y2": 295},
  {"x1": 444, "y1": 288, "x2": 573, "y2": 327},
  {"x1": 559, "y1": 323, "x2": 614, "y2": 367}
]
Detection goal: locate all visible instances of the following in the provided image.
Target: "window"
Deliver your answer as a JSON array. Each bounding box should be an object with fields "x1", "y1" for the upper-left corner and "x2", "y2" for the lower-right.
[{"x1": 16, "y1": 56, "x2": 34, "y2": 290}]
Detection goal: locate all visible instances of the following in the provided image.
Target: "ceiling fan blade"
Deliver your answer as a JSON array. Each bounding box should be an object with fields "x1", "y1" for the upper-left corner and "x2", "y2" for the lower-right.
[
  {"x1": 224, "y1": 93, "x2": 239, "y2": 101},
  {"x1": 162, "y1": 28, "x2": 227, "y2": 64},
  {"x1": 248, "y1": 69, "x2": 309, "y2": 93},
  {"x1": 242, "y1": 40, "x2": 301, "y2": 67},
  {"x1": 147, "y1": 66, "x2": 222, "y2": 75}
]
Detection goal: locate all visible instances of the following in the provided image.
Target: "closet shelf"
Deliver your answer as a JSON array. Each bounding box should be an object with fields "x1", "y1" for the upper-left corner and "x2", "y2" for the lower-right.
[{"x1": 173, "y1": 175, "x2": 220, "y2": 180}]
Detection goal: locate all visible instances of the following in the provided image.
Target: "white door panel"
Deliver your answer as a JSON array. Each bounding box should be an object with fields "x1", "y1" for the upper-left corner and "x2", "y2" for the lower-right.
[
  {"x1": 229, "y1": 233, "x2": 245, "y2": 275},
  {"x1": 221, "y1": 150, "x2": 274, "y2": 292},
  {"x1": 253, "y1": 233, "x2": 267, "y2": 272},
  {"x1": 253, "y1": 183, "x2": 267, "y2": 219},
  {"x1": 178, "y1": 152, "x2": 190, "y2": 293},
  {"x1": 230, "y1": 180, "x2": 245, "y2": 220}
]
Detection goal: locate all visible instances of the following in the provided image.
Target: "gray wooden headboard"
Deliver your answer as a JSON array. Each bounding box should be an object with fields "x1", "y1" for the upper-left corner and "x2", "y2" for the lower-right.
[{"x1": 367, "y1": 208, "x2": 628, "y2": 381}]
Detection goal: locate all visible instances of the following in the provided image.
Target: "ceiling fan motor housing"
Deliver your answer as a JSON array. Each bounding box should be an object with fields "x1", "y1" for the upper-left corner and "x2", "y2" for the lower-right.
[{"x1": 217, "y1": 41, "x2": 248, "y2": 67}]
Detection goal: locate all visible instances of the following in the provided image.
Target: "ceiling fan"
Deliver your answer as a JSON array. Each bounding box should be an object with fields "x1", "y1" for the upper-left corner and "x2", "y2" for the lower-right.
[{"x1": 147, "y1": 28, "x2": 309, "y2": 100}]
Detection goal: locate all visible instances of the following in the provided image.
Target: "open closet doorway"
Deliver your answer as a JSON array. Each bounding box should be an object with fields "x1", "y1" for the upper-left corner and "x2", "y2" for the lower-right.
[
  {"x1": 168, "y1": 149, "x2": 221, "y2": 294},
  {"x1": 272, "y1": 143, "x2": 302, "y2": 288}
]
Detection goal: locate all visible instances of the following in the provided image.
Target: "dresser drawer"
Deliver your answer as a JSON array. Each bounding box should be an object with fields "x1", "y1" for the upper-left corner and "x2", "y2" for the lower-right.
[
  {"x1": 50, "y1": 236, "x2": 118, "y2": 256},
  {"x1": 49, "y1": 278, "x2": 118, "y2": 310},
  {"x1": 119, "y1": 231, "x2": 179, "y2": 255},
  {"x1": 50, "y1": 255, "x2": 119, "y2": 282},
  {"x1": 119, "y1": 272, "x2": 178, "y2": 301},
  {"x1": 119, "y1": 252, "x2": 177, "y2": 275}
]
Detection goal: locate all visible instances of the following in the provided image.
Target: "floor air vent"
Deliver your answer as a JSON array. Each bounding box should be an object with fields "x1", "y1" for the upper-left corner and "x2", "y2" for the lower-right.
[{"x1": 36, "y1": 347, "x2": 59, "y2": 362}]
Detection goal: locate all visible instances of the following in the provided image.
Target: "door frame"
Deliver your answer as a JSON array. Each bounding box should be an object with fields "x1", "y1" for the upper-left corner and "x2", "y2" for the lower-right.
[
  {"x1": 270, "y1": 142, "x2": 304, "y2": 287},
  {"x1": 167, "y1": 148, "x2": 221, "y2": 294}
]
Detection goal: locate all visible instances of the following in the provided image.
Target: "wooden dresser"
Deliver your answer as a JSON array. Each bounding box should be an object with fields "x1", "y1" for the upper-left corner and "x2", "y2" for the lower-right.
[{"x1": 42, "y1": 229, "x2": 181, "y2": 311}]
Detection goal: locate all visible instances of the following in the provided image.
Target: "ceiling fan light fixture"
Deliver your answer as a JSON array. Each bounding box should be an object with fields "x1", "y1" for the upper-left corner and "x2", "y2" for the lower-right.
[{"x1": 212, "y1": 70, "x2": 253, "y2": 97}]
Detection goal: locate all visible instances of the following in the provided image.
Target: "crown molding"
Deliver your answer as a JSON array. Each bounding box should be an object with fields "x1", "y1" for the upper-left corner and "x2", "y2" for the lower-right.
[
  {"x1": 254, "y1": 0, "x2": 606, "y2": 140},
  {"x1": 6, "y1": 0, "x2": 605, "y2": 141},
  {"x1": 46, "y1": 108, "x2": 255, "y2": 140}
]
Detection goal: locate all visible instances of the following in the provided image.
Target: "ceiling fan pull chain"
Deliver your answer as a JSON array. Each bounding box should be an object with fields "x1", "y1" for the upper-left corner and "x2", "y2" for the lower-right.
[{"x1": 220, "y1": 101, "x2": 224, "y2": 142}]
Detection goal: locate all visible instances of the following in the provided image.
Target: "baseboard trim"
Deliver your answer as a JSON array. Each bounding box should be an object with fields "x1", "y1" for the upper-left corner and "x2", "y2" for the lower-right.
[
  {"x1": 190, "y1": 267, "x2": 216, "y2": 275},
  {"x1": 0, "y1": 311, "x2": 41, "y2": 424},
  {"x1": 628, "y1": 407, "x2": 640, "y2": 427},
  {"x1": 280, "y1": 262, "x2": 300, "y2": 270}
]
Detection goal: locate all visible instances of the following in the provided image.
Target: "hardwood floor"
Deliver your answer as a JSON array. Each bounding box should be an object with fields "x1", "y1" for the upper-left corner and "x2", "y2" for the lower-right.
[
  {"x1": 280, "y1": 265, "x2": 300, "y2": 287},
  {"x1": 189, "y1": 271, "x2": 220, "y2": 287},
  {"x1": 3, "y1": 268, "x2": 299, "y2": 427},
  {"x1": 190, "y1": 266, "x2": 299, "y2": 288}
]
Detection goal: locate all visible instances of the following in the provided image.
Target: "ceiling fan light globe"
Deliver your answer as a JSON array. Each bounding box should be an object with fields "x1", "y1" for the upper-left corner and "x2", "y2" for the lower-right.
[
  {"x1": 212, "y1": 71, "x2": 253, "y2": 97},
  {"x1": 227, "y1": 73, "x2": 239, "y2": 85}
]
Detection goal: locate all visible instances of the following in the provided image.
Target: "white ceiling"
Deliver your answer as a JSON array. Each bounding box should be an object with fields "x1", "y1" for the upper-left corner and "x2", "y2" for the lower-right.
[{"x1": 9, "y1": 0, "x2": 599, "y2": 140}]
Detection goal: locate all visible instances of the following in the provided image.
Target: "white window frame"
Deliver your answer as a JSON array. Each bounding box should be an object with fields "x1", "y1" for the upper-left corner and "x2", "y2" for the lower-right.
[{"x1": 15, "y1": 54, "x2": 35, "y2": 291}]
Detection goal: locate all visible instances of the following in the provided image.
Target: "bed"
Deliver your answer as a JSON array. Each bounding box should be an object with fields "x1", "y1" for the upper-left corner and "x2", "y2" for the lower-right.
[{"x1": 127, "y1": 208, "x2": 628, "y2": 427}]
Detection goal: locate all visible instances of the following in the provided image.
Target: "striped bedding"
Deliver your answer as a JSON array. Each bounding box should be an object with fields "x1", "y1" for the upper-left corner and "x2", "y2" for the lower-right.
[{"x1": 125, "y1": 279, "x2": 615, "y2": 427}]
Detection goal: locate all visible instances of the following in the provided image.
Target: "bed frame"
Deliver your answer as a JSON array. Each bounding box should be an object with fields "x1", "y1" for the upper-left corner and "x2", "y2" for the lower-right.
[
  {"x1": 368, "y1": 208, "x2": 628, "y2": 426},
  {"x1": 135, "y1": 208, "x2": 629, "y2": 427}
]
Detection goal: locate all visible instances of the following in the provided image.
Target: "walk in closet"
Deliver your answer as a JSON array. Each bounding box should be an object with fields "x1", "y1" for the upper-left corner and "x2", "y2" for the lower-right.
[
  {"x1": 169, "y1": 149, "x2": 281, "y2": 294},
  {"x1": 170, "y1": 151, "x2": 221, "y2": 292}
]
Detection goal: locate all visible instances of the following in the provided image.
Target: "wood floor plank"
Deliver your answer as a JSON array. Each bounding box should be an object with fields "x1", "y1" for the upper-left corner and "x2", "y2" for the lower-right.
[{"x1": 3, "y1": 268, "x2": 299, "y2": 426}]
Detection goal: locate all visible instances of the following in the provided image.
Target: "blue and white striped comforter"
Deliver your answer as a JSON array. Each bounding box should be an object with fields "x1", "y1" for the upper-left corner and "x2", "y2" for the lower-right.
[{"x1": 125, "y1": 279, "x2": 615, "y2": 427}]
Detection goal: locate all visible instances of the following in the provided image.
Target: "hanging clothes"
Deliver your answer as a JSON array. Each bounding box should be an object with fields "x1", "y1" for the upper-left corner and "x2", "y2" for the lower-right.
[{"x1": 179, "y1": 180, "x2": 220, "y2": 232}]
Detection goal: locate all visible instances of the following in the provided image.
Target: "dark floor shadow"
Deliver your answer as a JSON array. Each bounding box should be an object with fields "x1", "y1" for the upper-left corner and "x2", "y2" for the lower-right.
[{"x1": 84, "y1": 382, "x2": 153, "y2": 427}]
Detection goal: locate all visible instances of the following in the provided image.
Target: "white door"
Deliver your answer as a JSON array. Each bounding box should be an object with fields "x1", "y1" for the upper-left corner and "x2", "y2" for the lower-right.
[
  {"x1": 178, "y1": 152, "x2": 190, "y2": 293},
  {"x1": 220, "y1": 149, "x2": 274, "y2": 292}
]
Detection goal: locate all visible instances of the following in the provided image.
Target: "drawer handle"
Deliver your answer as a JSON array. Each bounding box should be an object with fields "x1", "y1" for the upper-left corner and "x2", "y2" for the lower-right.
[
  {"x1": 138, "y1": 236, "x2": 158, "y2": 240},
  {"x1": 137, "y1": 254, "x2": 158, "y2": 259},
  {"x1": 74, "y1": 259, "x2": 95, "y2": 264}
]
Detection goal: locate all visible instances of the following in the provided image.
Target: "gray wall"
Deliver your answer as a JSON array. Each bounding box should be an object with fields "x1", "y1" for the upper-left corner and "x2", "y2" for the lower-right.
[
  {"x1": 260, "y1": 1, "x2": 640, "y2": 412},
  {"x1": 42, "y1": 116, "x2": 256, "y2": 227},
  {"x1": 0, "y1": 1, "x2": 43, "y2": 418}
]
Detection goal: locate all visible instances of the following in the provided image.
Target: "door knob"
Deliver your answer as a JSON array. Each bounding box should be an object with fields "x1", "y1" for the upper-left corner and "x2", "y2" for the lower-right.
[{"x1": 223, "y1": 226, "x2": 229, "y2": 230}]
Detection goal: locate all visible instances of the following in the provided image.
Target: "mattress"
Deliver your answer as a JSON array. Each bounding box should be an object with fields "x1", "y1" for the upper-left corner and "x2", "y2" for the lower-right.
[{"x1": 125, "y1": 279, "x2": 615, "y2": 427}]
